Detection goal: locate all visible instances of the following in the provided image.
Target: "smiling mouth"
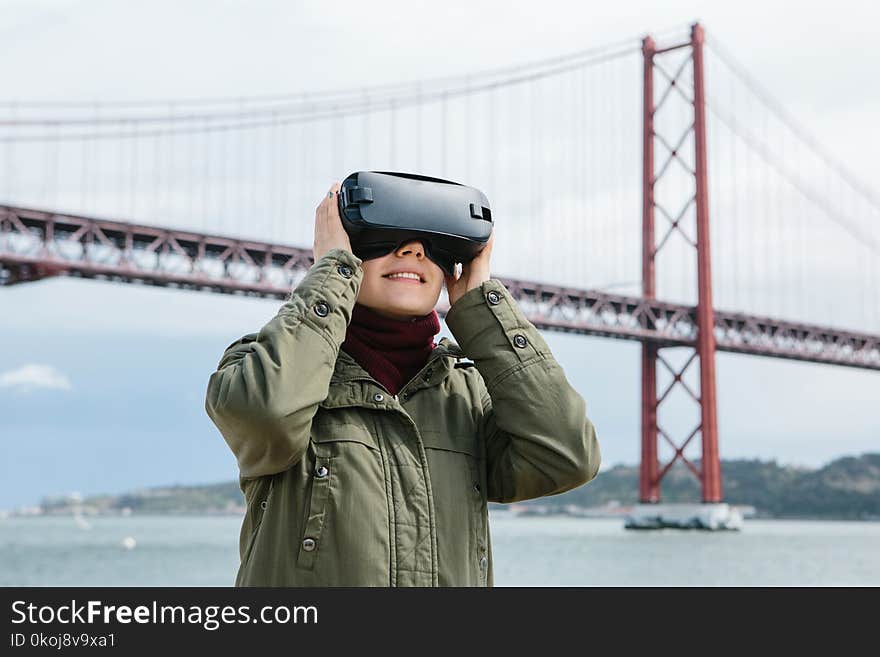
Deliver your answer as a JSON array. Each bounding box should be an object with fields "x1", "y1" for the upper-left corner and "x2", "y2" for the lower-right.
[{"x1": 383, "y1": 276, "x2": 424, "y2": 285}]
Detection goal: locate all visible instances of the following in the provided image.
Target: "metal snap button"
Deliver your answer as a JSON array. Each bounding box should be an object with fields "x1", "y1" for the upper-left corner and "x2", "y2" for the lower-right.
[
  {"x1": 260, "y1": 500, "x2": 268, "y2": 510},
  {"x1": 486, "y1": 290, "x2": 501, "y2": 305},
  {"x1": 314, "y1": 301, "x2": 329, "y2": 317},
  {"x1": 302, "y1": 537, "x2": 316, "y2": 552},
  {"x1": 513, "y1": 334, "x2": 528, "y2": 348},
  {"x1": 373, "y1": 392, "x2": 384, "y2": 402},
  {"x1": 315, "y1": 465, "x2": 329, "y2": 478},
  {"x1": 337, "y1": 264, "x2": 353, "y2": 278}
]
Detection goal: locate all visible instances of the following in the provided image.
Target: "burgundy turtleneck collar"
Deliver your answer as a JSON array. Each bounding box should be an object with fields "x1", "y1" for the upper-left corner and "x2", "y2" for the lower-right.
[{"x1": 340, "y1": 302, "x2": 441, "y2": 396}]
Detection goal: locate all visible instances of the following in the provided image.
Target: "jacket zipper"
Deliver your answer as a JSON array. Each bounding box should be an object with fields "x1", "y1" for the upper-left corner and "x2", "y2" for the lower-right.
[{"x1": 336, "y1": 347, "x2": 456, "y2": 402}]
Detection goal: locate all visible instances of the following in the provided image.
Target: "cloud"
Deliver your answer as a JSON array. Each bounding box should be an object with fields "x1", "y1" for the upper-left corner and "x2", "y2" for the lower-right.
[{"x1": 0, "y1": 364, "x2": 72, "y2": 392}]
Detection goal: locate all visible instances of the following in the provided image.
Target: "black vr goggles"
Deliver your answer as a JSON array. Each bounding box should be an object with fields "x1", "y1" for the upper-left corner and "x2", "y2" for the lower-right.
[{"x1": 337, "y1": 171, "x2": 493, "y2": 277}]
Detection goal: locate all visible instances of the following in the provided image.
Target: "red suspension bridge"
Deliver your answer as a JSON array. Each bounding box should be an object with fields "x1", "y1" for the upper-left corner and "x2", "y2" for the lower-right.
[{"x1": 1, "y1": 23, "x2": 878, "y2": 508}]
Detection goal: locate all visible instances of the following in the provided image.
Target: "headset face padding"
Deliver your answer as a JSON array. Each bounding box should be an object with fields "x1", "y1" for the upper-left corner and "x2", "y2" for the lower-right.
[
  {"x1": 338, "y1": 171, "x2": 492, "y2": 277},
  {"x1": 352, "y1": 235, "x2": 459, "y2": 277}
]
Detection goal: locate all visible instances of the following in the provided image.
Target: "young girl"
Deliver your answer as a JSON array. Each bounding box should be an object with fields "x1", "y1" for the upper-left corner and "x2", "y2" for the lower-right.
[{"x1": 205, "y1": 182, "x2": 601, "y2": 586}]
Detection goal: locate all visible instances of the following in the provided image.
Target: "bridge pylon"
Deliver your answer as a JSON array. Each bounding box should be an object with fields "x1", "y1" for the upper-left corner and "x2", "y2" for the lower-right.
[{"x1": 639, "y1": 22, "x2": 722, "y2": 506}]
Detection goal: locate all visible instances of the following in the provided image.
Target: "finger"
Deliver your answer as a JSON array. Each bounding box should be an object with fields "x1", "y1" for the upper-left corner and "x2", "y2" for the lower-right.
[
  {"x1": 318, "y1": 183, "x2": 337, "y2": 222},
  {"x1": 320, "y1": 182, "x2": 338, "y2": 207},
  {"x1": 473, "y1": 234, "x2": 493, "y2": 263},
  {"x1": 328, "y1": 181, "x2": 342, "y2": 220}
]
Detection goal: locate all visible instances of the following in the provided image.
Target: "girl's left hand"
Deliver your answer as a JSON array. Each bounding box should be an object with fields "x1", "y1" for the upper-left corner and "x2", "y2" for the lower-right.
[{"x1": 444, "y1": 229, "x2": 494, "y2": 307}]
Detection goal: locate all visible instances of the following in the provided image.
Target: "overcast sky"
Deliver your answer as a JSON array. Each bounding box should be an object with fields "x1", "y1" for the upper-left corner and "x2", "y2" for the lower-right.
[{"x1": 1, "y1": 0, "x2": 878, "y2": 509}]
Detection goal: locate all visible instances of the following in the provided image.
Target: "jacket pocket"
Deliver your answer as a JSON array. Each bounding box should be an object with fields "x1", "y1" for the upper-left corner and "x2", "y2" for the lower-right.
[
  {"x1": 421, "y1": 430, "x2": 489, "y2": 584},
  {"x1": 240, "y1": 475, "x2": 275, "y2": 572},
  {"x1": 241, "y1": 519, "x2": 262, "y2": 572},
  {"x1": 310, "y1": 414, "x2": 380, "y2": 452},
  {"x1": 297, "y1": 451, "x2": 334, "y2": 570}
]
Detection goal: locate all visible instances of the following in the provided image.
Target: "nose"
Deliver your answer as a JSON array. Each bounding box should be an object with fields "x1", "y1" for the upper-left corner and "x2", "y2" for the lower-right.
[{"x1": 395, "y1": 240, "x2": 426, "y2": 259}]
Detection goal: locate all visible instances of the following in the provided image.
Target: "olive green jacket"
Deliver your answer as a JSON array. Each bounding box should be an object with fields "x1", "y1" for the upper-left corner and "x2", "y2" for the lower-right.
[{"x1": 205, "y1": 247, "x2": 601, "y2": 586}]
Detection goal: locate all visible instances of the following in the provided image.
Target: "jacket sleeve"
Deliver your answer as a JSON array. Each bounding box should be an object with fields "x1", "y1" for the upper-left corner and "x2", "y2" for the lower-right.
[
  {"x1": 444, "y1": 278, "x2": 601, "y2": 503},
  {"x1": 204, "y1": 247, "x2": 364, "y2": 480}
]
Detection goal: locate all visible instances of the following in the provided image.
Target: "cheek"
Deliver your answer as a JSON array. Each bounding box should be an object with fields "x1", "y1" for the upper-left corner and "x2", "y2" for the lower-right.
[
  {"x1": 361, "y1": 275, "x2": 383, "y2": 299},
  {"x1": 359, "y1": 265, "x2": 384, "y2": 290}
]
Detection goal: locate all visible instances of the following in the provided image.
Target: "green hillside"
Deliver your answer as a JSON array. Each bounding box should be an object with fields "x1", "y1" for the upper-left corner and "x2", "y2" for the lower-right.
[
  {"x1": 519, "y1": 452, "x2": 880, "y2": 520},
  {"x1": 34, "y1": 452, "x2": 880, "y2": 520}
]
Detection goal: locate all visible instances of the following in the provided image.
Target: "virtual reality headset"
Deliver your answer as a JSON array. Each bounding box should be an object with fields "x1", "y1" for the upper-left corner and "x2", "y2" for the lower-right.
[{"x1": 337, "y1": 171, "x2": 493, "y2": 277}]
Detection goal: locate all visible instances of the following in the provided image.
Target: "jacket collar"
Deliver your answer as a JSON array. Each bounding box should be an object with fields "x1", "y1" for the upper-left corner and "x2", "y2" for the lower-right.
[{"x1": 322, "y1": 336, "x2": 465, "y2": 409}]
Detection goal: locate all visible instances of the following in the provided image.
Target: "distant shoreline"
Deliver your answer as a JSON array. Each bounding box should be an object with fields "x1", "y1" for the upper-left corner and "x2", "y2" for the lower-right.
[
  {"x1": 7, "y1": 452, "x2": 879, "y2": 523},
  {"x1": 4, "y1": 506, "x2": 879, "y2": 523},
  {"x1": 3, "y1": 511, "x2": 879, "y2": 523}
]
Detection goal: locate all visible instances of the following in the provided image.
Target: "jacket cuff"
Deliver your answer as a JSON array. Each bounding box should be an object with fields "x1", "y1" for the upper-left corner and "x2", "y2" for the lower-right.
[
  {"x1": 444, "y1": 278, "x2": 553, "y2": 389},
  {"x1": 277, "y1": 247, "x2": 364, "y2": 350}
]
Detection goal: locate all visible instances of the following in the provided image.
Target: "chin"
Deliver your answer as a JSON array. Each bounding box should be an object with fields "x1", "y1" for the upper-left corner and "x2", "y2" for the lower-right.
[
  {"x1": 388, "y1": 305, "x2": 432, "y2": 319},
  {"x1": 360, "y1": 287, "x2": 440, "y2": 319},
  {"x1": 376, "y1": 296, "x2": 434, "y2": 317}
]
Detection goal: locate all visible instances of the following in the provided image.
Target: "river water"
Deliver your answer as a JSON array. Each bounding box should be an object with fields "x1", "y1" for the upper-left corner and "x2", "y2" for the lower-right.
[{"x1": 1, "y1": 513, "x2": 877, "y2": 586}]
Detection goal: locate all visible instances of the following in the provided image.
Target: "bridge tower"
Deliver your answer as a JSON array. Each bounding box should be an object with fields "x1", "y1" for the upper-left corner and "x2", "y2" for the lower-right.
[{"x1": 639, "y1": 23, "x2": 724, "y2": 508}]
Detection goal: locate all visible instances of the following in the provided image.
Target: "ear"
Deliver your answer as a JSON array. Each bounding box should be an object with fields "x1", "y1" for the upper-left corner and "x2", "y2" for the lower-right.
[{"x1": 442, "y1": 269, "x2": 455, "y2": 290}]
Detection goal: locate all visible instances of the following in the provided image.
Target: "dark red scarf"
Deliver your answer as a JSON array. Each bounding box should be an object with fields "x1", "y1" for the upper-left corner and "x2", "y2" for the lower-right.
[{"x1": 340, "y1": 303, "x2": 441, "y2": 396}]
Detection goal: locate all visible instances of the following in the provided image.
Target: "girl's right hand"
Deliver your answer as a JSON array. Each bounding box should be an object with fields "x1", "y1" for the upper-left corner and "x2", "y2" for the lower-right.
[{"x1": 313, "y1": 181, "x2": 354, "y2": 262}]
